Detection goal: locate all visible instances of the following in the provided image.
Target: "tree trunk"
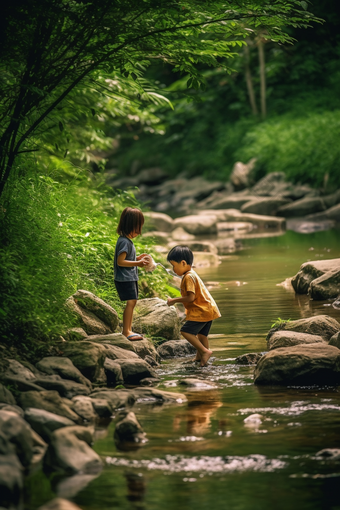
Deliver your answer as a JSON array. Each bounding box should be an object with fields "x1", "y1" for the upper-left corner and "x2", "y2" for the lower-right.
[
  {"x1": 244, "y1": 43, "x2": 258, "y2": 116},
  {"x1": 258, "y1": 39, "x2": 266, "y2": 119}
]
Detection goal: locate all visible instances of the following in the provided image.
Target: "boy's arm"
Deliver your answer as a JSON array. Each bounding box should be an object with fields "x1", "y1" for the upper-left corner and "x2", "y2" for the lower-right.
[
  {"x1": 167, "y1": 292, "x2": 195, "y2": 306},
  {"x1": 117, "y1": 252, "x2": 147, "y2": 268}
]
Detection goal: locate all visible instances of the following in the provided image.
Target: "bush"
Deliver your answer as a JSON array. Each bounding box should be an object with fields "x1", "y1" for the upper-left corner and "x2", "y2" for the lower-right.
[{"x1": 235, "y1": 110, "x2": 340, "y2": 188}]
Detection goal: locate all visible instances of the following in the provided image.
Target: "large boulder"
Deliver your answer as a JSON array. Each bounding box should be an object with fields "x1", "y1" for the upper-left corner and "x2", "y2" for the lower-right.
[
  {"x1": 61, "y1": 342, "x2": 107, "y2": 382},
  {"x1": 173, "y1": 215, "x2": 218, "y2": 235},
  {"x1": 306, "y1": 203, "x2": 340, "y2": 223},
  {"x1": 0, "y1": 410, "x2": 34, "y2": 467},
  {"x1": 309, "y1": 268, "x2": 340, "y2": 300},
  {"x1": 198, "y1": 209, "x2": 285, "y2": 230},
  {"x1": 114, "y1": 411, "x2": 146, "y2": 448},
  {"x1": 73, "y1": 290, "x2": 119, "y2": 331},
  {"x1": 36, "y1": 357, "x2": 92, "y2": 388},
  {"x1": 66, "y1": 296, "x2": 112, "y2": 335},
  {"x1": 291, "y1": 258, "x2": 340, "y2": 295},
  {"x1": 103, "y1": 359, "x2": 124, "y2": 386},
  {"x1": 18, "y1": 391, "x2": 80, "y2": 422},
  {"x1": 157, "y1": 340, "x2": 196, "y2": 358},
  {"x1": 267, "y1": 315, "x2": 340, "y2": 342},
  {"x1": 241, "y1": 198, "x2": 291, "y2": 216},
  {"x1": 329, "y1": 332, "x2": 340, "y2": 349},
  {"x1": 254, "y1": 344, "x2": 340, "y2": 385},
  {"x1": 5, "y1": 359, "x2": 36, "y2": 380},
  {"x1": 24, "y1": 408, "x2": 75, "y2": 442},
  {"x1": 133, "y1": 298, "x2": 181, "y2": 340},
  {"x1": 0, "y1": 383, "x2": 16, "y2": 405},
  {"x1": 267, "y1": 331, "x2": 326, "y2": 350},
  {"x1": 86, "y1": 333, "x2": 135, "y2": 352},
  {"x1": 44, "y1": 426, "x2": 102, "y2": 475},
  {"x1": 113, "y1": 359, "x2": 157, "y2": 385},
  {"x1": 144, "y1": 212, "x2": 174, "y2": 232},
  {"x1": 0, "y1": 375, "x2": 45, "y2": 393},
  {"x1": 276, "y1": 197, "x2": 326, "y2": 218},
  {"x1": 131, "y1": 338, "x2": 159, "y2": 362}
]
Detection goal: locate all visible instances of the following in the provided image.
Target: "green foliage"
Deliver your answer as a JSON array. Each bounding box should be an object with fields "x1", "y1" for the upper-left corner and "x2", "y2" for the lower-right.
[
  {"x1": 0, "y1": 162, "x2": 170, "y2": 345},
  {"x1": 235, "y1": 110, "x2": 340, "y2": 188},
  {"x1": 271, "y1": 317, "x2": 291, "y2": 329}
]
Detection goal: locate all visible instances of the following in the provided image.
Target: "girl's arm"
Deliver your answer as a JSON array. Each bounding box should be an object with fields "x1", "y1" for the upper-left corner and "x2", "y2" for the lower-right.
[
  {"x1": 136, "y1": 253, "x2": 148, "y2": 260},
  {"x1": 117, "y1": 252, "x2": 148, "y2": 268},
  {"x1": 167, "y1": 292, "x2": 195, "y2": 306}
]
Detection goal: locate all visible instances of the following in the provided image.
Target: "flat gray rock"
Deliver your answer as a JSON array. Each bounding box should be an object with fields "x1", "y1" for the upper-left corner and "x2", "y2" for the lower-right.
[
  {"x1": 113, "y1": 359, "x2": 157, "y2": 385},
  {"x1": 157, "y1": 340, "x2": 196, "y2": 358},
  {"x1": 34, "y1": 376, "x2": 90, "y2": 399},
  {"x1": 36, "y1": 357, "x2": 92, "y2": 388},
  {"x1": 18, "y1": 391, "x2": 81, "y2": 423},
  {"x1": 86, "y1": 333, "x2": 135, "y2": 352},
  {"x1": 267, "y1": 315, "x2": 340, "y2": 342},
  {"x1": 267, "y1": 331, "x2": 326, "y2": 350},
  {"x1": 24, "y1": 408, "x2": 75, "y2": 442}
]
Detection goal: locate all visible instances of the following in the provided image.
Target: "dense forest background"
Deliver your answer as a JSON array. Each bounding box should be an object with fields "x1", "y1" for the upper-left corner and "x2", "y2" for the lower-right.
[
  {"x1": 112, "y1": 0, "x2": 340, "y2": 188},
  {"x1": 0, "y1": 0, "x2": 338, "y2": 353}
]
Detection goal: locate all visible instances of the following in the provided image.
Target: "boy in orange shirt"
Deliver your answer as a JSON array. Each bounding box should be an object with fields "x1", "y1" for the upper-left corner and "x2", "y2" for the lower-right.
[{"x1": 166, "y1": 246, "x2": 221, "y2": 367}]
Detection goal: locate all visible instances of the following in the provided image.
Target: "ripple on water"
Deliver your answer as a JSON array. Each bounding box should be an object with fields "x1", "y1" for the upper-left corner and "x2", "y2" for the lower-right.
[
  {"x1": 237, "y1": 401, "x2": 340, "y2": 417},
  {"x1": 106, "y1": 454, "x2": 286, "y2": 474}
]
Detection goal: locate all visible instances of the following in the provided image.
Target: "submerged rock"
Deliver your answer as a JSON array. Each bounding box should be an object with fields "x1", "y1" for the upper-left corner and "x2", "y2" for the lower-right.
[
  {"x1": 157, "y1": 340, "x2": 196, "y2": 358},
  {"x1": 254, "y1": 344, "x2": 340, "y2": 385},
  {"x1": 235, "y1": 353, "x2": 263, "y2": 365},
  {"x1": 44, "y1": 426, "x2": 102, "y2": 475},
  {"x1": 267, "y1": 331, "x2": 326, "y2": 350},
  {"x1": 114, "y1": 411, "x2": 146, "y2": 448},
  {"x1": 179, "y1": 378, "x2": 217, "y2": 389}
]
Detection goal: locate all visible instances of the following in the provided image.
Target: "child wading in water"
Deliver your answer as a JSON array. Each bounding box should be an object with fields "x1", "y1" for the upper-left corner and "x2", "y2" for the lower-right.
[
  {"x1": 114, "y1": 207, "x2": 150, "y2": 341},
  {"x1": 166, "y1": 246, "x2": 221, "y2": 366}
]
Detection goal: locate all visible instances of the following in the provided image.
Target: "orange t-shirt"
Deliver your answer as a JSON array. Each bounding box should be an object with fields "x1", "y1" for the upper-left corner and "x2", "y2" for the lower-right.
[{"x1": 181, "y1": 270, "x2": 221, "y2": 322}]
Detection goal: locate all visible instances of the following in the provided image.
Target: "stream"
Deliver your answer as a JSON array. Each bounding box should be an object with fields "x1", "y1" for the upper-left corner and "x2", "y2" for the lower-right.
[{"x1": 29, "y1": 228, "x2": 340, "y2": 510}]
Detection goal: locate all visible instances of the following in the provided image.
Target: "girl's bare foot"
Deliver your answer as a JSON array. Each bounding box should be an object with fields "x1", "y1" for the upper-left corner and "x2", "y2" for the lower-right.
[{"x1": 200, "y1": 350, "x2": 212, "y2": 367}]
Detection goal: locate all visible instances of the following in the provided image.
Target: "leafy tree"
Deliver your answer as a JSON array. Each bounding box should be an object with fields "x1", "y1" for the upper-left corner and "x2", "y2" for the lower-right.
[{"x1": 0, "y1": 0, "x2": 319, "y2": 198}]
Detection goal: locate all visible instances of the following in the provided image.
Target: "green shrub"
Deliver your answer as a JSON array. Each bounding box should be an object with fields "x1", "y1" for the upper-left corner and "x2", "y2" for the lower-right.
[{"x1": 235, "y1": 110, "x2": 340, "y2": 188}]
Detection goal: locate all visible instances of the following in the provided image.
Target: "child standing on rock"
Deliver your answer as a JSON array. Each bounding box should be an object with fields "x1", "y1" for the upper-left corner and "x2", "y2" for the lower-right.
[
  {"x1": 114, "y1": 207, "x2": 150, "y2": 341},
  {"x1": 166, "y1": 245, "x2": 221, "y2": 366}
]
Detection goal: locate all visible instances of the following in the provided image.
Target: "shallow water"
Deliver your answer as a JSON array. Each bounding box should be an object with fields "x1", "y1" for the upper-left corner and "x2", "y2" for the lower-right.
[{"x1": 31, "y1": 229, "x2": 340, "y2": 510}]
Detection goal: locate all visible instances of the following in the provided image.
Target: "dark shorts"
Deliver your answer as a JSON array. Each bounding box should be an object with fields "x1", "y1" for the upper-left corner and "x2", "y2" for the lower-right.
[
  {"x1": 180, "y1": 320, "x2": 212, "y2": 337},
  {"x1": 114, "y1": 280, "x2": 139, "y2": 301}
]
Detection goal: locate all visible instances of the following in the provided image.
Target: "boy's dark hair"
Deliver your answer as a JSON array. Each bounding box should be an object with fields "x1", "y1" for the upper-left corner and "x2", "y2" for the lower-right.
[
  {"x1": 167, "y1": 245, "x2": 194, "y2": 265},
  {"x1": 117, "y1": 207, "x2": 144, "y2": 237}
]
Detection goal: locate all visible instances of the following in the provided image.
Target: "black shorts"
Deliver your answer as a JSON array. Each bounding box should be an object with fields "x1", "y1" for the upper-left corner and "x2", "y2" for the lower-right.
[
  {"x1": 114, "y1": 280, "x2": 139, "y2": 301},
  {"x1": 180, "y1": 320, "x2": 212, "y2": 337}
]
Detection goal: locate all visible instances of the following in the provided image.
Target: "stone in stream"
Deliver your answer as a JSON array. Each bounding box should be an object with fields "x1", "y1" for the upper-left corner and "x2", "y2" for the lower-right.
[
  {"x1": 24, "y1": 408, "x2": 75, "y2": 442},
  {"x1": 90, "y1": 398, "x2": 114, "y2": 418},
  {"x1": 235, "y1": 353, "x2": 263, "y2": 365},
  {"x1": 230, "y1": 159, "x2": 257, "y2": 190},
  {"x1": 44, "y1": 426, "x2": 102, "y2": 475},
  {"x1": 267, "y1": 331, "x2": 326, "y2": 350},
  {"x1": 179, "y1": 378, "x2": 217, "y2": 389},
  {"x1": 114, "y1": 411, "x2": 147, "y2": 448},
  {"x1": 71, "y1": 396, "x2": 97, "y2": 422},
  {"x1": 329, "y1": 331, "x2": 340, "y2": 349},
  {"x1": 0, "y1": 442, "x2": 24, "y2": 510},
  {"x1": 171, "y1": 227, "x2": 195, "y2": 241},
  {"x1": 36, "y1": 357, "x2": 92, "y2": 388},
  {"x1": 267, "y1": 315, "x2": 340, "y2": 343},
  {"x1": 37, "y1": 498, "x2": 84, "y2": 510},
  {"x1": 33, "y1": 376, "x2": 91, "y2": 399},
  {"x1": 241, "y1": 197, "x2": 291, "y2": 216},
  {"x1": 198, "y1": 209, "x2": 286, "y2": 230},
  {"x1": 251, "y1": 172, "x2": 287, "y2": 196},
  {"x1": 103, "y1": 358, "x2": 124, "y2": 386},
  {"x1": 276, "y1": 197, "x2": 327, "y2": 218},
  {"x1": 144, "y1": 211, "x2": 174, "y2": 232},
  {"x1": 254, "y1": 344, "x2": 340, "y2": 385},
  {"x1": 61, "y1": 342, "x2": 107, "y2": 382},
  {"x1": 291, "y1": 258, "x2": 340, "y2": 298},
  {"x1": 192, "y1": 251, "x2": 220, "y2": 268},
  {"x1": 89, "y1": 389, "x2": 136, "y2": 409},
  {"x1": 131, "y1": 388, "x2": 187, "y2": 404},
  {"x1": 157, "y1": 340, "x2": 196, "y2": 358},
  {"x1": 86, "y1": 332, "x2": 136, "y2": 352},
  {"x1": 113, "y1": 359, "x2": 158, "y2": 385},
  {"x1": 130, "y1": 338, "x2": 159, "y2": 362},
  {"x1": 306, "y1": 203, "x2": 340, "y2": 223},
  {"x1": 316, "y1": 448, "x2": 340, "y2": 460},
  {"x1": 173, "y1": 214, "x2": 218, "y2": 235},
  {"x1": 18, "y1": 391, "x2": 81, "y2": 423},
  {"x1": 133, "y1": 298, "x2": 181, "y2": 340}
]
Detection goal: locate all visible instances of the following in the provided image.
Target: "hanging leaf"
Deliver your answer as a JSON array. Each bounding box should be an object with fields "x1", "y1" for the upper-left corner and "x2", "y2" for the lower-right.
[{"x1": 58, "y1": 121, "x2": 64, "y2": 132}]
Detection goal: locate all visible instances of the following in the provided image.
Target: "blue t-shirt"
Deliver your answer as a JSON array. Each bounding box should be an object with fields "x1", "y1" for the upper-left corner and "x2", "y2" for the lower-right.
[{"x1": 114, "y1": 236, "x2": 138, "y2": 282}]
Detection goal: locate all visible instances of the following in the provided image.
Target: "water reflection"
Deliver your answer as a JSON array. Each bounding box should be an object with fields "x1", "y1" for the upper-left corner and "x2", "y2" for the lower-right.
[
  {"x1": 173, "y1": 391, "x2": 223, "y2": 436},
  {"x1": 125, "y1": 471, "x2": 146, "y2": 504}
]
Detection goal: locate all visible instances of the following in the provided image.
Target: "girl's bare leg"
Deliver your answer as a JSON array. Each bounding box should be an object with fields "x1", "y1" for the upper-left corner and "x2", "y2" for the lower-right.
[
  {"x1": 181, "y1": 331, "x2": 212, "y2": 366},
  {"x1": 122, "y1": 299, "x2": 137, "y2": 337}
]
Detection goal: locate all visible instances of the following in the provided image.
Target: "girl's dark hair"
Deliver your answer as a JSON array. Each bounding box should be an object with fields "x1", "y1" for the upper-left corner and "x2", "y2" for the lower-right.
[
  {"x1": 117, "y1": 207, "x2": 144, "y2": 237},
  {"x1": 167, "y1": 245, "x2": 194, "y2": 265}
]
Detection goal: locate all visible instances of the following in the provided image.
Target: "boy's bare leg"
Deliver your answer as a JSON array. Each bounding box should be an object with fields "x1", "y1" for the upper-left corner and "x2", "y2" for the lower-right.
[
  {"x1": 194, "y1": 334, "x2": 210, "y2": 361},
  {"x1": 181, "y1": 332, "x2": 212, "y2": 367},
  {"x1": 122, "y1": 299, "x2": 137, "y2": 337}
]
